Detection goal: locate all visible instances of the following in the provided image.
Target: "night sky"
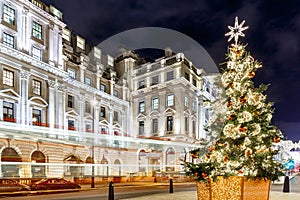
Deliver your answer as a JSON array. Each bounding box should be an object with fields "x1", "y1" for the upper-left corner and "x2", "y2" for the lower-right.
[{"x1": 43, "y1": 0, "x2": 300, "y2": 142}]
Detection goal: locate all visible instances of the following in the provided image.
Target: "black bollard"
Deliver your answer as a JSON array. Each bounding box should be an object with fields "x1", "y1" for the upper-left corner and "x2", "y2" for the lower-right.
[
  {"x1": 283, "y1": 176, "x2": 290, "y2": 193},
  {"x1": 169, "y1": 178, "x2": 173, "y2": 193},
  {"x1": 108, "y1": 181, "x2": 114, "y2": 200}
]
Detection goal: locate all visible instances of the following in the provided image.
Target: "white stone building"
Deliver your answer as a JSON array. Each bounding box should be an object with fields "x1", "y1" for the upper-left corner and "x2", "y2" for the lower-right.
[{"x1": 0, "y1": 0, "x2": 217, "y2": 179}]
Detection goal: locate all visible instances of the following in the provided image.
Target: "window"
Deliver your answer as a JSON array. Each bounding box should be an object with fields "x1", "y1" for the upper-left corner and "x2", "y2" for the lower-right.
[
  {"x1": 76, "y1": 36, "x2": 85, "y2": 49},
  {"x1": 3, "y1": 101, "x2": 14, "y2": 121},
  {"x1": 138, "y1": 80, "x2": 145, "y2": 89},
  {"x1": 192, "y1": 121, "x2": 196, "y2": 135},
  {"x1": 86, "y1": 124, "x2": 92, "y2": 132},
  {"x1": 32, "y1": 79, "x2": 41, "y2": 95},
  {"x1": 166, "y1": 94, "x2": 174, "y2": 107},
  {"x1": 193, "y1": 79, "x2": 197, "y2": 87},
  {"x1": 62, "y1": 28, "x2": 70, "y2": 41},
  {"x1": 100, "y1": 107, "x2": 106, "y2": 118},
  {"x1": 151, "y1": 76, "x2": 158, "y2": 85},
  {"x1": 152, "y1": 118, "x2": 158, "y2": 133},
  {"x1": 3, "y1": 69, "x2": 14, "y2": 86},
  {"x1": 3, "y1": 32, "x2": 14, "y2": 48},
  {"x1": 32, "y1": 21, "x2": 42, "y2": 40},
  {"x1": 67, "y1": 95, "x2": 74, "y2": 108},
  {"x1": 85, "y1": 102, "x2": 91, "y2": 113},
  {"x1": 108, "y1": 55, "x2": 114, "y2": 67},
  {"x1": 68, "y1": 119, "x2": 75, "y2": 130},
  {"x1": 113, "y1": 111, "x2": 118, "y2": 122},
  {"x1": 166, "y1": 116, "x2": 173, "y2": 132},
  {"x1": 139, "y1": 121, "x2": 144, "y2": 135},
  {"x1": 184, "y1": 96, "x2": 189, "y2": 108},
  {"x1": 3, "y1": 5, "x2": 15, "y2": 25},
  {"x1": 100, "y1": 84, "x2": 106, "y2": 92},
  {"x1": 184, "y1": 72, "x2": 189, "y2": 80},
  {"x1": 205, "y1": 109, "x2": 210, "y2": 124},
  {"x1": 94, "y1": 47, "x2": 101, "y2": 59},
  {"x1": 185, "y1": 116, "x2": 189, "y2": 132},
  {"x1": 32, "y1": 47, "x2": 42, "y2": 60},
  {"x1": 139, "y1": 101, "x2": 145, "y2": 113},
  {"x1": 166, "y1": 71, "x2": 174, "y2": 81},
  {"x1": 32, "y1": 109, "x2": 42, "y2": 125},
  {"x1": 67, "y1": 68, "x2": 75, "y2": 79},
  {"x1": 113, "y1": 90, "x2": 119, "y2": 97},
  {"x1": 85, "y1": 77, "x2": 91, "y2": 86},
  {"x1": 152, "y1": 97, "x2": 159, "y2": 110},
  {"x1": 192, "y1": 99, "x2": 197, "y2": 112}
]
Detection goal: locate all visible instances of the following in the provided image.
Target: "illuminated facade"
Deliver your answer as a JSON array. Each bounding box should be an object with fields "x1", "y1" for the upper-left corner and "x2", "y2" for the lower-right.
[{"x1": 0, "y1": 0, "x2": 216, "y2": 179}]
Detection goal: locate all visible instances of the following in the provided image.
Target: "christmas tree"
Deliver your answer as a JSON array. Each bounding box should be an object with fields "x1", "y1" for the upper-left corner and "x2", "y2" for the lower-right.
[{"x1": 184, "y1": 17, "x2": 283, "y2": 182}]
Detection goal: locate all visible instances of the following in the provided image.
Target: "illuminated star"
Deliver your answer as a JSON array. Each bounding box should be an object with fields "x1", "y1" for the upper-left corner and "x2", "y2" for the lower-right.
[{"x1": 225, "y1": 17, "x2": 249, "y2": 45}]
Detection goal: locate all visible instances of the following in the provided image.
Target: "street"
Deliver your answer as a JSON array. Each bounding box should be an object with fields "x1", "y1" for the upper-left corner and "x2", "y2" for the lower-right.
[
  {"x1": 1, "y1": 175, "x2": 299, "y2": 200},
  {"x1": 0, "y1": 182, "x2": 196, "y2": 200}
]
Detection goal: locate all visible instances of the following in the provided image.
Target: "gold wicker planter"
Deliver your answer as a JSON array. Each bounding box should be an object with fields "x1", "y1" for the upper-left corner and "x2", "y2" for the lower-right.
[{"x1": 196, "y1": 176, "x2": 270, "y2": 200}]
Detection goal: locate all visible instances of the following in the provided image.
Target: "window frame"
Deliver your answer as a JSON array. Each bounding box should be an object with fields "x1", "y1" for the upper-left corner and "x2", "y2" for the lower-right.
[
  {"x1": 67, "y1": 95, "x2": 74, "y2": 108},
  {"x1": 138, "y1": 80, "x2": 145, "y2": 89},
  {"x1": 100, "y1": 84, "x2": 106, "y2": 92},
  {"x1": 152, "y1": 97, "x2": 159, "y2": 110},
  {"x1": 32, "y1": 46, "x2": 42, "y2": 61},
  {"x1": 32, "y1": 79, "x2": 41, "y2": 96},
  {"x1": 85, "y1": 76, "x2": 91, "y2": 86},
  {"x1": 152, "y1": 118, "x2": 158, "y2": 133},
  {"x1": 139, "y1": 101, "x2": 145, "y2": 113},
  {"x1": 166, "y1": 71, "x2": 174, "y2": 81},
  {"x1": 32, "y1": 21, "x2": 43, "y2": 40},
  {"x1": 139, "y1": 121, "x2": 144, "y2": 135},
  {"x1": 166, "y1": 116, "x2": 173, "y2": 132},
  {"x1": 151, "y1": 76, "x2": 158, "y2": 85},
  {"x1": 166, "y1": 94, "x2": 174, "y2": 107},
  {"x1": 3, "y1": 32, "x2": 14, "y2": 48},
  {"x1": 67, "y1": 68, "x2": 76, "y2": 79},
  {"x1": 100, "y1": 107, "x2": 106, "y2": 118},
  {"x1": 3, "y1": 68, "x2": 14, "y2": 86},
  {"x1": 3, "y1": 4, "x2": 16, "y2": 26}
]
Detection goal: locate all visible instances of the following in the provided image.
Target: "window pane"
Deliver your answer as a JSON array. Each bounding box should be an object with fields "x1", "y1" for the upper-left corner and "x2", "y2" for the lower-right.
[
  {"x1": 68, "y1": 95, "x2": 74, "y2": 108},
  {"x1": 114, "y1": 111, "x2": 118, "y2": 122},
  {"x1": 3, "y1": 69, "x2": 14, "y2": 86},
  {"x1": 113, "y1": 90, "x2": 119, "y2": 97},
  {"x1": 167, "y1": 116, "x2": 173, "y2": 131},
  {"x1": 152, "y1": 118, "x2": 158, "y2": 133},
  {"x1": 151, "y1": 76, "x2": 158, "y2": 85},
  {"x1": 67, "y1": 68, "x2": 75, "y2": 79},
  {"x1": 138, "y1": 80, "x2": 145, "y2": 89},
  {"x1": 139, "y1": 121, "x2": 144, "y2": 135},
  {"x1": 32, "y1": 79, "x2": 41, "y2": 95},
  {"x1": 3, "y1": 33, "x2": 14, "y2": 48},
  {"x1": 85, "y1": 77, "x2": 91, "y2": 86},
  {"x1": 32, "y1": 21, "x2": 42, "y2": 40},
  {"x1": 152, "y1": 98, "x2": 159, "y2": 110},
  {"x1": 3, "y1": 5, "x2": 15, "y2": 25},
  {"x1": 32, "y1": 109, "x2": 42, "y2": 123},
  {"x1": 100, "y1": 107, "x2": 106, "y2": 118},
  {"x1": 100, "y1": 84, "x2": 106, "y2": 92},
  {"x1": 3, "y1": 101, "x2": 14, "y2": 119},
  {"x1": 184, "y1": 96, "x2": 189, "y2": 107},
  {"x1": 167, "y1": 71, "x2": 174, "y2": 81},
  {"x1": 32, "y1": 47, "x2": 42, "y2": 60},
  {"x1": 166, "y1": 94, "x2": 174, "y2": 107},
  {"x1": 139, "y1": 101, "x2": 145, "y2": 113}
]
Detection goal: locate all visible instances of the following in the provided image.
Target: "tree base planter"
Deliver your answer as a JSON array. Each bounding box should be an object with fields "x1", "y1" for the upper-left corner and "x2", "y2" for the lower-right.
[{"x1": 196, "y1": 176, "x2": 270, "y2": 200}]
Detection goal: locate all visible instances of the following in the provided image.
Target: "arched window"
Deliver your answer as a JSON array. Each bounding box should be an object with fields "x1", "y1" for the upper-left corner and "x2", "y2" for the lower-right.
[
  {"x1": 114, "y1": 159, "x2": 121, "y2": 176},
  {"x1": 84, "y1": 156, "x2": 94, "y2": 176},
  {"x1": 31, "y1": 151, "x2": 46, "y2": 177},
  {"x1": 1, "y1": 147, "x2": 21, "y2": 177},
  {"x1": 100, "y1": 157, "x2": 109, "y2": 176}
]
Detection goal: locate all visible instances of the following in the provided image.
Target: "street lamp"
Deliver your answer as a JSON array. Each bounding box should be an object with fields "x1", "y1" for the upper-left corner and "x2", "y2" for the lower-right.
[{"x1": 91, "y1": 99, "x2": 97, "y2": 188}]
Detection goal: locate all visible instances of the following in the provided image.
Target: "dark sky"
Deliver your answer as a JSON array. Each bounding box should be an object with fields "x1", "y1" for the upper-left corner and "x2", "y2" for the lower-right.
[{"x1": 44, "y1": 0, "x2": 300, "y2": 142}]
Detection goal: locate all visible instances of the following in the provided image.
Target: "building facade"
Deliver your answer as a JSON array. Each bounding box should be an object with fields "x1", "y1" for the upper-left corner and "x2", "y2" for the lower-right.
[{"x1": 0, "y1": 0, "x2": 216, "y2": 179}]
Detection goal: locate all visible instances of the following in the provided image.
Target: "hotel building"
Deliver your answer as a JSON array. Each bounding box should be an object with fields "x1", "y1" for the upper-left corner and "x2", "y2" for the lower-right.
[{"x1": 0, "y1": 0, "x2": 217, "y2": 179}]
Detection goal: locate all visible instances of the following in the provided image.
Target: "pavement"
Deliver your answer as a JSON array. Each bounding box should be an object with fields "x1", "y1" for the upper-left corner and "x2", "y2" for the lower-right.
[
  {"x1": 79, "y1": 181, "x2": 300, "y2": 200},
  {"x1": 118, "y1": 191, "x2": 300, "y2": 200}
]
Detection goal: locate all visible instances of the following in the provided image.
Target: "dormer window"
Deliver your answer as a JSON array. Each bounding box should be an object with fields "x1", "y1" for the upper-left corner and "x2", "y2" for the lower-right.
[{"x1": 77, "y1": 36, "x2": 85, "y2": 49}]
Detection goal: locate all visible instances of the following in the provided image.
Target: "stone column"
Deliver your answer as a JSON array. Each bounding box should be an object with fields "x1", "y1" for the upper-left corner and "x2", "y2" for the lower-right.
[
  {"x1": 20, "y1": 69, "x2": 31, "y2": 126},
  {"x1": 47, "y1": 80, "x2": 56, "y2": 130},
  {"x1": 56, "y1": 84, "x2": 66, "y2": 133},
  {"x1": 78, "y1": 96, "x2": 84, "y2": 133},
  {"x1": 48, "y1": 24, "x2": 55, "y2": 66},
  {"x1": 94, "y1": 105, "x2": 100, "y2": 134},
  {"x1": 20, "y1": 8, "x2": 29, "y2": 51}
]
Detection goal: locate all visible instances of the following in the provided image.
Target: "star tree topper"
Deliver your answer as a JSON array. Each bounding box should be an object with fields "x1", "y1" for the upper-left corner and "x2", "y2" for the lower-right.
[{"x1": 225, "y1": 17, "x2": 249, "y2": 45}]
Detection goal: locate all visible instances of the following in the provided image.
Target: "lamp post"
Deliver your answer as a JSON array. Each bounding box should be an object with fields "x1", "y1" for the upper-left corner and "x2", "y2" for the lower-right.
[{"x1": 91, "y1": 99, "x2": 97, "y2": 188}]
